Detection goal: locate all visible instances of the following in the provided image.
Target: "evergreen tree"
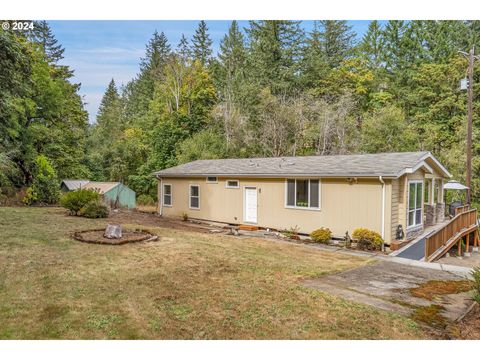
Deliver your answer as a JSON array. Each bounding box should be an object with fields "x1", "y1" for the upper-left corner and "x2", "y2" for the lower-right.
[
  {"x1": 140, "y1": 30, "x2": 171, "y2": 82},
  {"x1": 96, "y1": 79, "x2": 122, "y2": 130},
  {"x1": 29, "y1": 20, "x2": 65, "y2": 64},
  {"x1": 382, "y1": 20, "x2": 409, "y2": 71},
  {"x1": 177, "y1": 33, "x2": 191, "y2": 61},
  {"x1": 318, "y1": 20, "x2": 356, "y2": 68},
  {"x1": 247, "y1": 20, "x2": 305, "y2": 94},
  {"x1": 191, "y1": 21, "x2": 213, "y2": 65},
  {"x1": 217, "y1": 21, "x2": 248, "y2": 102},
  {"x1": 301, "y1": 21, "x2": 328, "y2": 89},
  {"x1": 359, "y1": 20, "x2": 385, "y2": 69}
]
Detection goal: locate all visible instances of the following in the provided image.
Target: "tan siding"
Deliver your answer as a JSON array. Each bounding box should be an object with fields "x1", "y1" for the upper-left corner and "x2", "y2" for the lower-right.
[
  {"x1": 390, "y1": 178, "x2": 399, "y2": 241},
  {"x1": 384, "y1": 180, "x2": 392, "y2": 243},
  {"x1": 160, "y1": 176, "x2": 386, "y2": 242}
]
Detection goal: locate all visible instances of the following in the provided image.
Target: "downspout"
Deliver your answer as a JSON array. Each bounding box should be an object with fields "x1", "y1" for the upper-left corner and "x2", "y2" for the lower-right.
[
  {"x1": 158, "y1": 177, "x2": 163, "y2": 216},
  {"x1": 379, "y1": 176, "x2": 386, "y2": 251}
]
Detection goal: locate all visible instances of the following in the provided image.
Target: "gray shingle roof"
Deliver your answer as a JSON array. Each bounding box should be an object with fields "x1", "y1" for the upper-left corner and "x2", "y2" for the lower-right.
[{"x1": 154, "y1": 151, "x2": 450, "y2": 178}]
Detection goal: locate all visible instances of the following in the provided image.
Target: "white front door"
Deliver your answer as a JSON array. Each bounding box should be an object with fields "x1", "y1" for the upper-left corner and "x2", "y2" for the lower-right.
[{"x1": 244, "y1": 187, "x2": 258, "y2": 224}]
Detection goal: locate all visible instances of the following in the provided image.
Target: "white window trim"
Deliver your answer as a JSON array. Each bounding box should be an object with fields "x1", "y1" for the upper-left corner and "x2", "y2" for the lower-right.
[
  {"x1": 162, "y1": 183, "x2": 172, "y2": 207},
  {"x1": 284, "y1": 178, "x2": 321, "y2": 211},
  {"x1": 206, "y1": 176, "x2": 218, "y2": 184},
  {"x1": 407, "y1": 180, "x2": 423, "y2": 229},
  {"x1": 189, "y1": 184, "x2": 200, "y2": 210},
  {"x1": 225, "y1": 179, "x2": 240, "y2": 189}
]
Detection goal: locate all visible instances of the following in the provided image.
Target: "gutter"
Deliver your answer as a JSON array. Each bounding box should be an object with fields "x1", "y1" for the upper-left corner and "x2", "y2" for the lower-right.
[
  {"x1": 154, "y1": 173, "x2": 398, "y2": 179},
  {"x1": 379, "y1": 176, "x2": 386, "y2": 251}
]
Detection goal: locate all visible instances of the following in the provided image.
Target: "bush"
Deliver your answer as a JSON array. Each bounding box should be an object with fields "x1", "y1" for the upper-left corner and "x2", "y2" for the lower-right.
[
  {"x1": 137, "y1": 194, "x2": 155, "y2": 206},
  {"x1": 80, "y1": 200, "x2": 109, "y2": 219},
  {"x1": 60, "y1": 189, "x2": 100, "y2": 215},
  {"x1": 310, "y1": 227, "x2": 332, "y2": 244},
  {"x1": 352, "y1": 228, "x2": 384, "y2": 251},
  {"x1": 282, "y1": 225, "x2": 300, "y2": 239},
  {"x1": 472, "y1": 267, "x2": 480, "y2": 304},
  {"x1": 23, "y1": 155, "x2": 60, "y2": 205},
  {"x1": 22, "y1": 187, "x2": 38, "y2": 206}
]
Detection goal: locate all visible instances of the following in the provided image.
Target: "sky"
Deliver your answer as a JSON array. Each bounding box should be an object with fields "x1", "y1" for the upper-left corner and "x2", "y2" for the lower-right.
[{"x1": 49, "y1": 20, "x2": 373, "y2": 123}]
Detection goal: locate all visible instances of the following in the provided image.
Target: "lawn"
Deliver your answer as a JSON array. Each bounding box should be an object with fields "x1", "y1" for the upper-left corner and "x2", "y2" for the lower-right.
[{"x1": 0, "y1": 207, "x2": 426, "y2": 339}]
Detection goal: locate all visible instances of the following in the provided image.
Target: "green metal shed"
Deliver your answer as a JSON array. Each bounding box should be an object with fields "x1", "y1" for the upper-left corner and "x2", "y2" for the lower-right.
[{"x1": 83, "y1": 182, "x2": 136, "y2": 209}]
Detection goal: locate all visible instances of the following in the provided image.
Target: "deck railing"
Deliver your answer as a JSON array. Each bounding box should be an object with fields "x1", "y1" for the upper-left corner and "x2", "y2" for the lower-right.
[
  {"x1": 454, "y1": 204, "x2": 470, "y2": 216},
  {"x1": 424, "y1": 208, "x2": 477, "y2": 260}
]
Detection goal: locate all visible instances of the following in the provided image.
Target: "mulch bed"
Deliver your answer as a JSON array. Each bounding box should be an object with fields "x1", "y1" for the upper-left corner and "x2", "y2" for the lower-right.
[{"x1": 73, "y1": 228, "x2": 158, "y2": 245}]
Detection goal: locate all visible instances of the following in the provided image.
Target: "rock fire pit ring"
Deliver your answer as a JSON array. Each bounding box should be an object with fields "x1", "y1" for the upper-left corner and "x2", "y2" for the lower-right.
[{"x1": 73, "y1": 225, "x2": 158, "y2": 245}]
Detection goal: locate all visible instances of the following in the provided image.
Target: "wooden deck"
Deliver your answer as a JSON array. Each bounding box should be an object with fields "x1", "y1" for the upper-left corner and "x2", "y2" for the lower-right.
[{"x1": 424, "y1": 207, "x2": 479, "y2": 262}]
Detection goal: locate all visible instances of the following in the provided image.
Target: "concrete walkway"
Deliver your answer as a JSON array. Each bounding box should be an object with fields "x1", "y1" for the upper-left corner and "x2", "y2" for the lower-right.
[{"x1": 303, "y1": 261, "x2": 474, "y2": 322}]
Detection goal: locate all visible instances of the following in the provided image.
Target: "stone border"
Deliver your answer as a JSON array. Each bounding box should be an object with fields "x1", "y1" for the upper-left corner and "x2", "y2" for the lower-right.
[{"x1": 73, "y1": 228, "x2": 158, "y2": 245}]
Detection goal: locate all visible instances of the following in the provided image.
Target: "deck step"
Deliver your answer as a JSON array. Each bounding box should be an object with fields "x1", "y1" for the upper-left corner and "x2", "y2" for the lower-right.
[{"x1": 238, "y1": 225, "x2": 260, "y2": 231}]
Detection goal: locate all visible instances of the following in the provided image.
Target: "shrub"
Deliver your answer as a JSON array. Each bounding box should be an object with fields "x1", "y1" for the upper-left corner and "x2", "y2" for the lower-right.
[
  {"x1": 352, "y1": 228, "x2": 384, "y2": 251},
  {"x1": 310, "y1": 227, "x2": 332, "y2": 244},
  {"x1": 22, "y1": 187, "x2": 38, "y2": 206},
  {"x1": 282, "y1": 225, "x2": 300, "y2": 239},
  {"x1": 137, "y1": 194, "x2": 155, "y2": 206},
  {"x1": 60, "y1": 189, "x2": 100, "y2": 215},
  {"x1": 472, "y1": 267, "x2": 480, "y2": 304},
  {"x1": 80, "y1": 200, "x2": 109, "y2": 219},
  {"x1": 23, "y1": 155, "x2": 60, "y2": 205},
  {"x1": 182, "y1": 212, "x2": 189, "y2": 221}
]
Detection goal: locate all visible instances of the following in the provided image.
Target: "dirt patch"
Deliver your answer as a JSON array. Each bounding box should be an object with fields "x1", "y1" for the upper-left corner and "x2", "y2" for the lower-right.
[
  {"x1": 108, "y1": 210, "x2": 218, "y2": 234},
  {"x1": 451, "y1": 304, "x2": 480, "y2": 339},
  {"x1": 409, "y1": 280, "x2": 473, "y2": 301},
  {"x1": 73, "y1": 228, "x2": 158, "y2": 245}
]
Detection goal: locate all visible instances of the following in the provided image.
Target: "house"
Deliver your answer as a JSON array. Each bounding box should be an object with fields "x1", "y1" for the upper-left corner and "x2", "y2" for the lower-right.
[
  {"x1": 154, "y1": 151, "x2": 451, "y2": 245},
  {"x1": 60, "y1": 180, "x2": 136, "y2": 209}
]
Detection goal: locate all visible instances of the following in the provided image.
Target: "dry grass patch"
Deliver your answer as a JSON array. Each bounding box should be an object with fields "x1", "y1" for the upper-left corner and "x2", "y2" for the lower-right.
[
  {"x1": 409, "y1": 280, "x2": 473, "y2": 301},
  {"x1": 0, "y1": 207, "x2": 426, "y2": 339}
]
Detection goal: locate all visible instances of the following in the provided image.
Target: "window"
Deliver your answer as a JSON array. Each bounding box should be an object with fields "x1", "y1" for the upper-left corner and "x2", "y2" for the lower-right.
[
  {"x1": 163, "y1": 184, "x2": 172, "y2": 206},
  {"x1": 206, "y1": 176, "x2": 217, "y2": 183},
  {"x1": 286, "y1": 179, "x2": 320, "y2": 209},
  {"x1": 226, "y1": 180, "x2": 239, "y2": 188},
  {"x1": 408, "y1": 181, "x2": 423, "y2": 228},
  {"x1": 189, "y1": 185, "x2": 200, "y2": 209}
]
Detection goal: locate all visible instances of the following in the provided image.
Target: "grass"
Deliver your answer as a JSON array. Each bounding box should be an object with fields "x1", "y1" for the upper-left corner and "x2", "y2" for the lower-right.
[
  {"x1": 411, "y1": 305, "x2": 447, "y2": 329},
  {"x1": 409, "y1": 280, "x2": 473, "y2": 301},
  {"x1": 0, "y1": 207, "x2": 426, "y2": 339}
]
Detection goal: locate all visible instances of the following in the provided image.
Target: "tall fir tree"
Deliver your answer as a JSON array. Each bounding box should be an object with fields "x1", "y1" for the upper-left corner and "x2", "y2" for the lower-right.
[
  {"x1": 359, "y1": 20, "x2": 385, "y2": 69},
  {"x1": 247, "y1": 20, "x2": 305, "y2": 95},
  {"x1": 96, "y1": 79, "x2": 122, "y2": 133},
  {"x1": 177, "y1": 34, "x2": 191, "y2": 61},
  {"x1": 140, "y1": 30, "x2": 171, "y2": 82},
  {"x1": 318, "y1": 20, "x2": 356, "y2": 68},
  {"x1": 301, "y1": 21, "x2": 328, "y2": 89},
  {"x1": 191, "y1": 21, "x2": 213, "y2": 66},
  {"x1": 29, "y1": 20, "x2": 65, "y2": 64},
  {"x1": 217, "y1": 21, "x2": 248, "y2": 101},
  {"x1": 382, "y1": 20, "x2": 409, "y2": 71}
]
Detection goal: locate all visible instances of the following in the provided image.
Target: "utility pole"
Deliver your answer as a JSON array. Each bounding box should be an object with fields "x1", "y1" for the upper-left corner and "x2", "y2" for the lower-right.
[
  {"x1": 467, "y1": 47, "x2": 474, "y2": 204},
  {"x1": 460, "y1": 47, "x2": 480, "y2": 204}
]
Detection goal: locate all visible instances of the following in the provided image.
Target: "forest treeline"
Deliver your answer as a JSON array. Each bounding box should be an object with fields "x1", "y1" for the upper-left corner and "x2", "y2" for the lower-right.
[{"x1": 1, "y1": 20, "x2": 480, "y2": 203}]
